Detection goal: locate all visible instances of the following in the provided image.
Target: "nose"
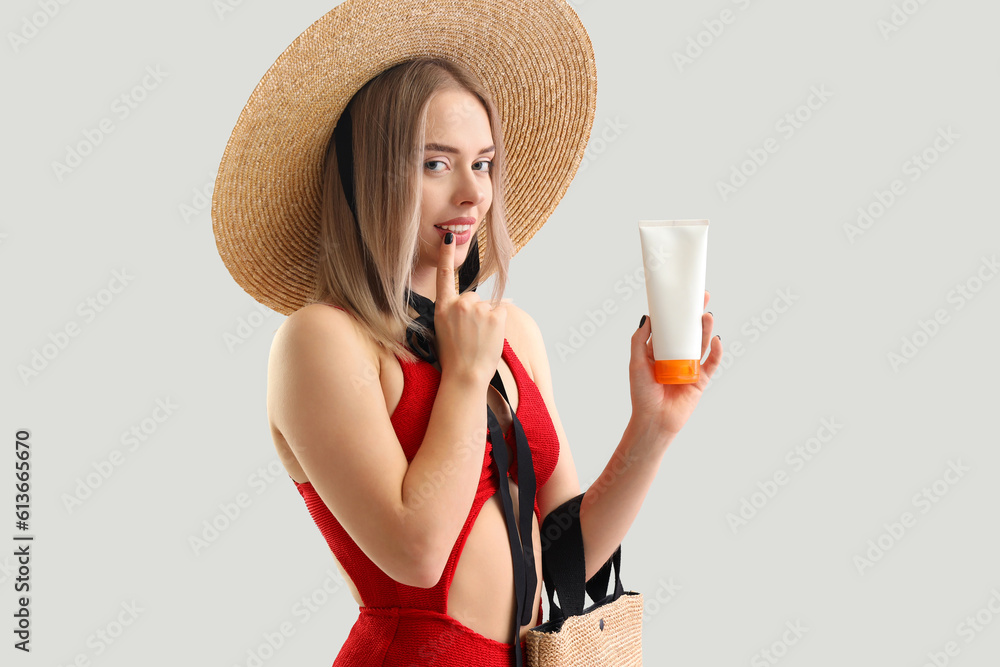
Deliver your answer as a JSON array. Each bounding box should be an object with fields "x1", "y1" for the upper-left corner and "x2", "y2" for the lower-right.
[{"x1": 452, "y1": 164, "x2": 486, "y2": 208}]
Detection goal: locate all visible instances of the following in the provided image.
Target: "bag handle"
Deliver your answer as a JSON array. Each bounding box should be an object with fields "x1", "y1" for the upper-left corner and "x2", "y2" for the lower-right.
[
  {"x1": 540, "y1": 493, "x2": 625, "y2": 622},
  {"x1": 486, "y1": 370, "x2": 537, "y2": 667}
]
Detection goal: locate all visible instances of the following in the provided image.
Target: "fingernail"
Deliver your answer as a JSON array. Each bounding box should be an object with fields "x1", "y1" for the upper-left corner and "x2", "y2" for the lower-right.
[
  {"x1": 707, "y1": 311, "x2": 713, "y2": 316},
  {"x1": 638, "y1": 315, "x2": 647, "y2": 329},
  {"x1": 717, "y1": 335, "x2": 722, "y2": 342},
  {"x1": 445, "y1": 232, "x2": 454, "y2": 244}
]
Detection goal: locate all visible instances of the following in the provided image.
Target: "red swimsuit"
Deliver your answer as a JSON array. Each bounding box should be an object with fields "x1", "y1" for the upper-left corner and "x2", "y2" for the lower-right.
[{"x1": 290, "y1": 306, "x2": 561, "y2": 666}]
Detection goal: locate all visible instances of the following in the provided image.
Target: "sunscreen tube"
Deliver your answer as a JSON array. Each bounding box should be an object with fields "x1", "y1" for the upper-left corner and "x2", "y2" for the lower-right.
[{"x1": 638, "y1": 219, "x2": 709, "y2": 384}]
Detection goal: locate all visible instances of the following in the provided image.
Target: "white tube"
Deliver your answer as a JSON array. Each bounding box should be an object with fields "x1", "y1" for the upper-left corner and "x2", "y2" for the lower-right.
[{"x1": 637, "y1": 219, "x2": 709, "y2": 384}]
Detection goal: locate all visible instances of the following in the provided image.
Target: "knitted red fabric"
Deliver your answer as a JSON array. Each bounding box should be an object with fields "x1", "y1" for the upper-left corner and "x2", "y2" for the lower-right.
[{"x1": 291, "y1": 305, "x2": 561, "y2": 666}]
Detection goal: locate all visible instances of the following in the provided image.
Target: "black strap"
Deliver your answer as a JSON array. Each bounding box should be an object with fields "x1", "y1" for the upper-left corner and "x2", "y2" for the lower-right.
[
  {"x1": 399, "y1": 289, "x2": 538, "y2": 665},
  {"x1": 456, "y1": 234, "x2": 480, "y2": 294},
  {"x1": 486, "y1": 370, "x2": 537, "y2": 667},
  {"x1": 333, "y1": 102, "x2": 358, "y2": 223},
  {"x1": 540, "y1": 493, "x2": 624, "y2": 622},
  {"x1": 405, "y1": 289, "x2": 440, "y2": 368}
]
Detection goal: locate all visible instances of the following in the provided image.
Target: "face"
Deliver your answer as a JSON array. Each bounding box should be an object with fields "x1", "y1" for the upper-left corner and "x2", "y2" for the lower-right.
[{"x1": 417, "y1": 88, "x2": 495, "y2": 272}]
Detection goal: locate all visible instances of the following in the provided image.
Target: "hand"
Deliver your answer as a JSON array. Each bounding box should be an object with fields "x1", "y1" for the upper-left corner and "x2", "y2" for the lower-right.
[
  {"x1": 431, "y1": 232, "x2": 506, "y2": 385},
  {"x1": 628, "y1": 291, "x2": 722, "y2": 438}
]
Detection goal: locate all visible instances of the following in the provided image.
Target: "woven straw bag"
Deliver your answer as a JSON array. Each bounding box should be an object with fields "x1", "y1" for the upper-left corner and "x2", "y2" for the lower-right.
[{"x1": 526, "y1": 496, "x2": 643, "y2": 666}]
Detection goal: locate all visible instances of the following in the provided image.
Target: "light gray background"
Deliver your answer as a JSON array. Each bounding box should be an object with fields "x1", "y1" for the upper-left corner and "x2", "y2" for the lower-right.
[{"x1": 3, "y1": 0, "x2": 999, "y2": 665}]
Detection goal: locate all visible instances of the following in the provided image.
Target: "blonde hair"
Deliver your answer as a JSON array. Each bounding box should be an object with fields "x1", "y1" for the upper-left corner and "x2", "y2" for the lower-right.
[{"x1": 306, "y1": 57, "x2": 514, "y2": 365}]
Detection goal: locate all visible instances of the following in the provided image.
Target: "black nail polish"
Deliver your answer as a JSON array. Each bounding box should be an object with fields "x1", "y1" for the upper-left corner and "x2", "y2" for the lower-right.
[
  {"x1": 445, "y1": 232, "x2": 454, "y2": 244},
  {"x1": 638, "y1": 315, "x2": 647, "y2": 329},
  {"x1": 707, "y1": 311, "x2": 713, "y2": 316}
]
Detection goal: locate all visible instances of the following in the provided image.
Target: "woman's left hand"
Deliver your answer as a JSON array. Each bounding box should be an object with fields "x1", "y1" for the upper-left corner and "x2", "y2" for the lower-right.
[{"x1": 628, "y1": 290, "x2": 722, "y2": 439}]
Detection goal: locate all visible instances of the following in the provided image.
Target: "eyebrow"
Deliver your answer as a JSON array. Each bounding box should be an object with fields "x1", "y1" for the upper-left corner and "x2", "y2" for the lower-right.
[{"x1": 424, "y1": 142, "x2": 496, "y2": 155}]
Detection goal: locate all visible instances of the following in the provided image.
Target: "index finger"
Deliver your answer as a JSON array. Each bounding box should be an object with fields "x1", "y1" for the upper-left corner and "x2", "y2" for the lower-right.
[{"x1": 436, "y1": 231, "x2": 457, "y2": 303}]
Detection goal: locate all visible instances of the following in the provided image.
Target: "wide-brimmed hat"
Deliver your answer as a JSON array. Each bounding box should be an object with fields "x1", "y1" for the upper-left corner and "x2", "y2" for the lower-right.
[{"x1": 211, "y1": 0, "x2": 598, "y2": 315}]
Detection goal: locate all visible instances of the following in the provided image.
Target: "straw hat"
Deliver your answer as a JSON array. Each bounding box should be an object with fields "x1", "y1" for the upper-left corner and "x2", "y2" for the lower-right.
[{"x1": 211, "y1": 0, "x2": 598, "y2": 315}]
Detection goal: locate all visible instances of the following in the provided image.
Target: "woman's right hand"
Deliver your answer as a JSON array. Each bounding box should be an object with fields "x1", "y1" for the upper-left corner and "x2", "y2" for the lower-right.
[{"x1": 433, "y1": 232, "x2": 506, "y2": 385}]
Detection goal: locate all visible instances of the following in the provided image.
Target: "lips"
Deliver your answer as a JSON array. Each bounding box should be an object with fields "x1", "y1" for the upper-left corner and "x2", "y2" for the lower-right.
[
  {"x1": 435, "y1": 217, "x2": 476, "y2": 229},
  {"x1": 434, "y1": 217, "x2": 476, "y2": 245}
]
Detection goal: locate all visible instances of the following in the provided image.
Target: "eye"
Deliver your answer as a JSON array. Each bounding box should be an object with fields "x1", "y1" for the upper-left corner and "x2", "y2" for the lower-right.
[
  {"x1": 424, "y1": 160, "x2": 445, "y2": 172},
  {"x1": 474, "y1": 160, "x2": 493, "y2": 173}
]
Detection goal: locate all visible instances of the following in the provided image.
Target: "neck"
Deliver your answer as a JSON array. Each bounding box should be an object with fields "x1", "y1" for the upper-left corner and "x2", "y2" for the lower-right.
[{"x1": 408, "y1": 266, "x2": 440, "y2": 303}]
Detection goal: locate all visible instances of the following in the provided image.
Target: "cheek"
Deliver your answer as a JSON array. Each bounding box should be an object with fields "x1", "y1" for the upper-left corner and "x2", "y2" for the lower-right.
[
  {"x1": 420, "y1": 181, "x2": 444, "y2": 210},
  {"x1": 418, "y1": 197, "x2": 435, "y2": 225}
]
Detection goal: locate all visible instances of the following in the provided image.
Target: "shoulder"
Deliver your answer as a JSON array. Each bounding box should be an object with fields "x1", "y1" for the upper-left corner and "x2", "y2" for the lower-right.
[
  {"x1": 268, "y1": 303, "x2": 384, "y2": 430},
  {"x1": 274, "y1": 303, "x2": 369, "y2": 347},
  {"x1": 269, "y1": 303, "x2": 380, "y2": 386},
  {"x1": 502, "y1": 299, "x2": 544, "y2": 379}
]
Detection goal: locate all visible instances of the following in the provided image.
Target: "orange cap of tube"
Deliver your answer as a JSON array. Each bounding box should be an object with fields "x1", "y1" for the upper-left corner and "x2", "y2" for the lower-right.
[{"x1": 654, "y1": 359, "x2": 700, "y2": 384}]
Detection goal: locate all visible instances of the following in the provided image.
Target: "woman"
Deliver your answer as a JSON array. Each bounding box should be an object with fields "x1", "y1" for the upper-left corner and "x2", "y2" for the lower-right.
[{"x1": 212, "y1": 3, "x2": 721, "y2": 665}]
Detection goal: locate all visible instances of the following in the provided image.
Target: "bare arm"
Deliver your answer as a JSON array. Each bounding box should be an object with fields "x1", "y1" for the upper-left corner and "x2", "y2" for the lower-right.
[
  {"x1": 268, "y1": 305, "x2": 489, "y2": 588},
  {"x1": 518, "y1": 304, "x2": 681, "y2": 581},
  {"x1": 516, "y1": 305, "x2": 669, "y2": 581}
]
